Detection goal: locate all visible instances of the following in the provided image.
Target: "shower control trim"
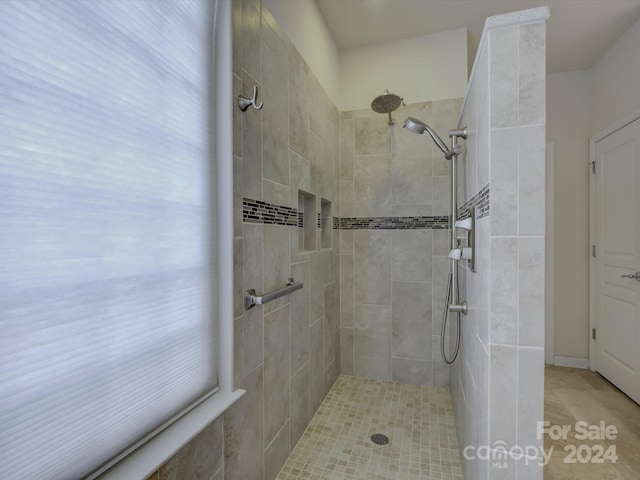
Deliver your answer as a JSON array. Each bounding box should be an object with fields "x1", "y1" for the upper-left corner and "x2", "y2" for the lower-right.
[{"x1": 454, "y1": 207, "x2": 476, "y2": 273}]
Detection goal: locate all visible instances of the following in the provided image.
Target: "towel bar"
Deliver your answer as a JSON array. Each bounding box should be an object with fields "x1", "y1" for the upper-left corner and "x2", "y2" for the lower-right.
[{"x1": 244, "y1": 277, "x2": 303, "y2": 310}]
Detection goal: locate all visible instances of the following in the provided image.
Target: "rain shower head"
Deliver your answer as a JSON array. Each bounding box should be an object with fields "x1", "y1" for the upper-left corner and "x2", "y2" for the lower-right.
[
  {"x1": 371, "y1": 90, "x2": 403, "y2": 125},
  {"x1": 403, "y1": 116, "x2": 454, "y2": 159}
]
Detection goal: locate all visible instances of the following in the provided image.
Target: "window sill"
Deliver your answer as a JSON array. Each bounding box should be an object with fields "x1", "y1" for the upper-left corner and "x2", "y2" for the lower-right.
[{"x1": 99, "y1": 388, "x2": 245, "y2": 480}]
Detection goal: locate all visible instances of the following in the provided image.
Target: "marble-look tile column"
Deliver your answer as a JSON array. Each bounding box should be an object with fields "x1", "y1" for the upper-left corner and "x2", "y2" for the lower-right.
[{"x1": 451, "y1": 7, "x2": 549, "y2": 480}]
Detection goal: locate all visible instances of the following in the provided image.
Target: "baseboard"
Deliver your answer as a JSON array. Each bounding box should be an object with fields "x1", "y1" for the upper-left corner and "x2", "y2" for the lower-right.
[{"x1": 553, "y1": 356, "x2": 589, "y2": 369}]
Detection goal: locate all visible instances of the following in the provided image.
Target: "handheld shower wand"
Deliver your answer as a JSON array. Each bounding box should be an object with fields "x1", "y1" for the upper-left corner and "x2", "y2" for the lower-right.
[
  {"x1": 403, "y1": 117, "x2": 462, "y2": 159},
  {"x1": 403, "y1": 116, "x2": 468, "y2": 363}
]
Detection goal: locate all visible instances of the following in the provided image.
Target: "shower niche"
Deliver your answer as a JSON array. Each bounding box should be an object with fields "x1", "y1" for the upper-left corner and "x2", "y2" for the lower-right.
[
  {"x1": 298, "y1": 190, "x2": 316, "y2": 252},
  {"x1": 320, "y1": 198, "x2": 332, "y2": 249}
]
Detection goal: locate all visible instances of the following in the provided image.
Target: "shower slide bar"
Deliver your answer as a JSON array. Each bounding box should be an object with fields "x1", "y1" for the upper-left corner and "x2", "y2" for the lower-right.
[{"x1": 244, "y1": 277, "x2": 303, "y2": 310}]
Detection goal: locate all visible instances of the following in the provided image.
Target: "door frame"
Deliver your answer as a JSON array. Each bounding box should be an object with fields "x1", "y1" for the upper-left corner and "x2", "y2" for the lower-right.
[
  {"x1": 546, "y1": 140, "x2": 555, "y2": 365},
  {"x1": 589, "y1": 108, "x2": 640, "y2": 371}
]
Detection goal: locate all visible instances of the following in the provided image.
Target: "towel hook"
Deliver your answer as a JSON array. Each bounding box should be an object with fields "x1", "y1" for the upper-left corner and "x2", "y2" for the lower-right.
[{"x1": 238, "y1": 85, "x2": 263, "y2": 112}]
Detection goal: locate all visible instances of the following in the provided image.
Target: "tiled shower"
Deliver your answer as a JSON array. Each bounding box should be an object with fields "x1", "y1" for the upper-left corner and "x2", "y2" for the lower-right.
[
  {"x1": 144, "y1": 2, "x2": 548, "y2": 480},
  {"x1": 337, "y1": 99, "x2": 462, "y2": 386}
]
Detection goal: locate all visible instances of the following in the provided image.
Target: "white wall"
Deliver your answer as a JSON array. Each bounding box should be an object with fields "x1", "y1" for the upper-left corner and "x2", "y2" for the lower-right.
[
  {"x1": 261, "y1": 1, "x2": 467, "y2": 113},
  {"x1": 262, "y1": 0, "x2": 340, "y2": 106},
  {"x1": 546, "y1": 16, "x2": 640, "y2": 362},
  {"x1": 338, "y1": 29, "x2": 468, "y2": 111},
  {"x1": 546, "y1": 71, "x2": 591, "y2": 360},
  {"x1": 591, "y1": 18, "x2": 640, "y2": 136}
]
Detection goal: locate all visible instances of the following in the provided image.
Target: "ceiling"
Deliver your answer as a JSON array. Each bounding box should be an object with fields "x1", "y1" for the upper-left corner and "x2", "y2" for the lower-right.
[{"x1": 315, "y1": 0, "x2": 640, "y2": 74}]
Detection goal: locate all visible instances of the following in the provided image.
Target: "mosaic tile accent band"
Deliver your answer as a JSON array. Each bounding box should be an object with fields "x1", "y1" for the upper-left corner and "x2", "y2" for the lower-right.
[
  {"x1": 457, "y1": 183, "x2": 490, "y2": 220},
  {"x1": 243, "y1": 189, "x2": 490, "y2": 229},
  {"x1": 338, "y1": 216, "x2": 450, "y2": 230},
  {"x1": 243, "y1": 198, "x2": 299, "y2": 226}
]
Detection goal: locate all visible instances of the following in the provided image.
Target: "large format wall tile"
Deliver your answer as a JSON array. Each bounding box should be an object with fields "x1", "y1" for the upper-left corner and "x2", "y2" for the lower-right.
[
  {"x1": 432, "y1": 174, "x2": 451, "y2": 216},
  {"x1": 353, "y1": 153, "x2": 392, "y2": 217},
  {"x1": 264, "y1": 304, "x2": 291, "y2": 446},
  {"x1": 490, "y1": 26, "x2": 518, "y2": 128},
  {"x1": 290, "y1": 362, "x2": 310, "y2": 446},
  {"x1": 340, "y1": 254, "x2": 354, "y2": 328},
  {"x1": 242, "y1": 70, "x2": 263, "y2": 201},
  {"x1": 309, "y1": 253, "x2": 325, "y2": 322},
  {"x1": 392, "y1": 357, "x2": 433, "y2": 386},
  {"x1": 241, "y1": 0, "x2": 261, "y2": 82},
  {"x1": 354, "y1": 304, "x2": 392, "y2": 380},
  {"x1": 289, "y1": 48, "x2": 309, "y2": 159},
  {"x1": 261, "y1": 6, "x2": 289, "y2": 68},
  {"x1": 518, "y1": 237, "x2": 545, "y2": 346},
  {"x1": 490, "y1": 344, "x2": 518, "y2": 446},
  {"x1": 243, "y1": 224, "x2": 263, "y2": 376},
  {"x1": 354, "y1": 230, "x2": 391, "y2": 305},
  {"x1": 490, "y1": 128, "x2": 518, "y2": 236},
  {"x1": 159, "y1": 416, "x2": 223, "y2": 480},
  {"x1": 339, "y1": 115, "x2": 354, "y2": 180},
  {"x1": 223, "y1": 366, "x2": 264, "y2": 480},
  {"x1": 392, "y1": 281, "x2": 432, "y2": 360},
  {"x1": 263, "y1": 224, "x2": 290, "y2": 313},
  {"x1": 354, "y1": 116, "x2": 390, "y2": 155},
  {"x1": 490, "y1": 237, "x2": 518, "y2": 345},
  {"x1": 519, "y1": 23, "x2": 545, "y2": 126},
  {"x1": 518, "y1": 125, "x2": 545, "y2": 235},
  {"x1": 262, "y1": 44, "x2": 289, "y2": 186},
  {"x1": 290, "y1": 261, "x2": 310, "y2": 372},
  {"x1": 323, "y1": 285, "x2": 336, "y2": 371},
  {"x1": 391, "y1": 153, "x2": 433, "y2": 206},
  {"x1": 309, "y1": 318, "x2": 324, "y2": 414},
  {"x1": 264, "y1": 421, "x2": 290, "y2": 480},
  {"x1": 340, "y1": 327, "x2": 354, "y2": 375},
  {"x1": 392, "y1": 230, "x2": 433, "y2": 283}
]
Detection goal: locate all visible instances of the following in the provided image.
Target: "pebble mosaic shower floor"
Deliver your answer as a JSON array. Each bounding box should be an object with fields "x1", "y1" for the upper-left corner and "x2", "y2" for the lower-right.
[{"x1": 276, "y1": 375, "x2": 464, "y2": 480}]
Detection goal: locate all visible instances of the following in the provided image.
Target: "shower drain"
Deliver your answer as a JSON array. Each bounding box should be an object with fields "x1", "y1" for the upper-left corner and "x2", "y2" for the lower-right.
[{"x1": 370, "y1": 433, "x2": 390, "y2": 445}]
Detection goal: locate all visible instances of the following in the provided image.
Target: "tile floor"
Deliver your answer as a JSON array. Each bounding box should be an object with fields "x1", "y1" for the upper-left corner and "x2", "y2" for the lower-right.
[
  {"x1": 276, "y1": 367, "x2": 640, "y2": 480},
  {"x1": 544, "y1": 365, "x2": 640, "y2": 479},
  {"x1": 276, "y1": 375, "x2": 463, "y2": 480}
]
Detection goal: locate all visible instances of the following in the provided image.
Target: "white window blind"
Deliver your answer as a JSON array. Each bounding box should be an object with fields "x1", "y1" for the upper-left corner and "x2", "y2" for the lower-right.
[{"x1": 0, "y1": 1, "x2": 218, "y2": 479}]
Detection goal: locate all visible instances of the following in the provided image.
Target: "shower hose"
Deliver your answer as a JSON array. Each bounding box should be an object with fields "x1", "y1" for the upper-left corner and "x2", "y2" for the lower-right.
[{"x1": 441, "y1": 271, "x2": 461, "y2": 364}]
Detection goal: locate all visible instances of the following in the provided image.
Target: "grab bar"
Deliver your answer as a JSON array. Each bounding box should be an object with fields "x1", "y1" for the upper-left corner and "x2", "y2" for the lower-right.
[{"x1": 244, "y1": 277, "x2": 303, "y2": 310}]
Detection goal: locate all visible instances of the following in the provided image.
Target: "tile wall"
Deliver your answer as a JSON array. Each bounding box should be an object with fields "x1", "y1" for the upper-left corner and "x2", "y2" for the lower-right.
[
  {"x1": 450, "y1": 11, "x2": 548, "y2": 480},
  {"x1": 338, "y1": 99, "x2": 463, "y2": 387},
  {"x1": 145, "y1": 0, "x2": 340, "y2": 478}
]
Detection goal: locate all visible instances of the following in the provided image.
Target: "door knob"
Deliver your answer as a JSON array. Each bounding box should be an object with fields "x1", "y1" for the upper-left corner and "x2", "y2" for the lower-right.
[{"x1": 621, "y1": 271, "x2": 640, "y2": 281}]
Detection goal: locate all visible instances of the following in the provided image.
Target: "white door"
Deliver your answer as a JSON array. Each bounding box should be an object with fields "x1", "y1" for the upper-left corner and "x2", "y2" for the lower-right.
[{"x1": 593, "y1": 117, "x2": 640, "y2": 404}]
